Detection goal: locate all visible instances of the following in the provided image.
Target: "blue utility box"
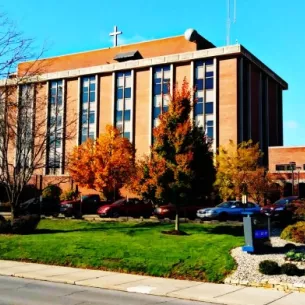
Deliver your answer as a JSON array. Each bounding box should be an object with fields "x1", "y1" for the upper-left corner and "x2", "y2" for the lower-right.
[{"x1": 242, "y1": 213, "x2": 271, "y2": 253}]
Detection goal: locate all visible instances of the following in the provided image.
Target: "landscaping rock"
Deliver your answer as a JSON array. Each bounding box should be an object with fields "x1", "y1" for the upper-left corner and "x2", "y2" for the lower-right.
[{"x1": 226, "y1": 236, "x2": 305, "y2": 288}]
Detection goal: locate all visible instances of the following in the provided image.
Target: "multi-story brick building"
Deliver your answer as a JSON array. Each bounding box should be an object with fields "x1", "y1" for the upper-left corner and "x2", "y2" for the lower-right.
[{"x1": 0, "y1": 29, "x2": 288, "y2": 193}]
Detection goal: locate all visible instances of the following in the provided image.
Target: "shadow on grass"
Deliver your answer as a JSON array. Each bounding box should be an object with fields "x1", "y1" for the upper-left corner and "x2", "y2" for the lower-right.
[{"x1": 201, "y1": 225, "x2": 244, "y2": 237}]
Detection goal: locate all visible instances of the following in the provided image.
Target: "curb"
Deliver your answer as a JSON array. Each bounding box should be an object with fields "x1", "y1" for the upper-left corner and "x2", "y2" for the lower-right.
[{"x1": 224, "y1": 278, "x2": 305, "y2": 293}]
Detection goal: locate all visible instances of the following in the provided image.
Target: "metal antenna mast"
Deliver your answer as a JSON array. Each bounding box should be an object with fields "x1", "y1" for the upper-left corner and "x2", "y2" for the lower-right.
[{"x1": 226, "y1": 0, "x2": 237, "y2": 45}]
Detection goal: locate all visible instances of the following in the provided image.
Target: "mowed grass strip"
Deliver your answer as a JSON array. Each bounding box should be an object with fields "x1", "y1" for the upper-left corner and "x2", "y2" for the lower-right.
[{"x1": 0, "y1": 220, "x2": 243, "y2": 282}]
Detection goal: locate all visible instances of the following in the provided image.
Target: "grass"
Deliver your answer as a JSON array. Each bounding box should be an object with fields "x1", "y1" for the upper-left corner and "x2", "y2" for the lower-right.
[{"x1": 0, "y1": 219, "x2": 244, "y2": 282}]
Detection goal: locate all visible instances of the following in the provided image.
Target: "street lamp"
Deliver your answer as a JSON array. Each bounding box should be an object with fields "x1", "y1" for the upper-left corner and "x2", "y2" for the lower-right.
[
  {"x1": 289, "y1": 162, "x2": 296, "y2": 196},
  {"x1": 296, "y1": 167, "x2": 301, "y2": 197}
]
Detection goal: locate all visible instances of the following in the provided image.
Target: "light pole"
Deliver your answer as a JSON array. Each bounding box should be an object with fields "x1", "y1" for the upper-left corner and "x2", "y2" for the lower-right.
[
  {"x1": 289, "y1": 162, "x2": 296, "y2": 196},
  {"x1": 296, "y1": 166, "x2": 301, "y2": 197}
]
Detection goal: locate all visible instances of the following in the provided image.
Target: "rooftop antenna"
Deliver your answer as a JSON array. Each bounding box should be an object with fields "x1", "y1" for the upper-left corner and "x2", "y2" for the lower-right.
[{"x1": 226, "y1": 0, "x2": 237, "y2": 45}]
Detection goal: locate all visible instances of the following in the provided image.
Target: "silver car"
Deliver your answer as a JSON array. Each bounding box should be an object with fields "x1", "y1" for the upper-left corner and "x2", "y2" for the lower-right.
[{"x1": 197, "y1": 201, "x2": 261, "y2": 221}]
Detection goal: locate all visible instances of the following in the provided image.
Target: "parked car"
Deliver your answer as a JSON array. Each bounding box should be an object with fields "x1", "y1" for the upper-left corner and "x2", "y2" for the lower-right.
[
  {"x1": 18, "y1": 197, "x2": 61, "y2": 217},
  {"x1": 97, "y1": 198, "x2": 153, "y2": 218},
  {"x1": 260, "y1": 196, "x2": 303, "y2": 223},
  {"x1": 154, "y1": 203, "x2": 208, "y2": 220},
  {"x1": 60, "y1": 194, "x2": 103, "y2": 218},
  {"x1": 197, "y1": 201, "x2": 261, "y2": 221}
]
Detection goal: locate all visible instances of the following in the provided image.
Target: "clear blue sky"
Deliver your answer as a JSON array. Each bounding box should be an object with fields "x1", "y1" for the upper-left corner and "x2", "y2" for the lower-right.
[{"x1": 2, "y1": 0, "x2": 304, "y2": 146}]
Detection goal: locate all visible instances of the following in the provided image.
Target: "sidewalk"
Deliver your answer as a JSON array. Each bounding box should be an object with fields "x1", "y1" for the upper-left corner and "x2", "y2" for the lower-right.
[{"x1": 0, "y1": 260, "x2": 304, "y2": 305}]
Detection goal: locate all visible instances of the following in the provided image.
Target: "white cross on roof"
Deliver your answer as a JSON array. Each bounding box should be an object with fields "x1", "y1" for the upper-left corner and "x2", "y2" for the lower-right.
[{"x1": 109, "y1": 26, "x2": 122, "y2": 47}]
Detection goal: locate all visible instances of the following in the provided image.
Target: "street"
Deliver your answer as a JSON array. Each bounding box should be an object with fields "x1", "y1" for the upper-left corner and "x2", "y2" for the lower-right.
[{"x1": 0, "y1": 275, "x2": 215, "y2": 305}]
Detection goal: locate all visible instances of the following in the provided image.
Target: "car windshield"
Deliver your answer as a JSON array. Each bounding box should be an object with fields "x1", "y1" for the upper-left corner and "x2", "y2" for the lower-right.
[
  {"x1": 274, "y1": 199, "x2": 290, "y2": 205},
  {"x1": 111, "y1": 199, "x2": 125, "y2": 205},
  {"x1": 217, "y1": 202, "x2": 232, "y2": 208}
]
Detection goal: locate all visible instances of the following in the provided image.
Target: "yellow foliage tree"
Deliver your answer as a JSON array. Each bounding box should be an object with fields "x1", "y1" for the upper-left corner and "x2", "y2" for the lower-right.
[
  {"x1": 214, "y1": 140, "x2": 265, "y2": 201},
  {"x1": 68, "y1": 125, "x2": 135, "y2": 200}
]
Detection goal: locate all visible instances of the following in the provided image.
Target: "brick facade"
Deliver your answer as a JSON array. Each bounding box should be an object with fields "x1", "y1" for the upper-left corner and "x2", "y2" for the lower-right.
[{"x1": 0, "y1": 30, "x2": 288, "y2": 196}]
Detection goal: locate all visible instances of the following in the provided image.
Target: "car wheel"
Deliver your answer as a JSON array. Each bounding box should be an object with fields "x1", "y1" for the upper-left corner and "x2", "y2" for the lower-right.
[
  {"x1": 218, "y1": 213, "x2": 228, "y2": 222},
  {"x1": 110, "y1": 210, "x2": 120, "y2": 218},
  {"x1": 74, "y1": 212, "x2": 82, "y2": 219},
  {"x1": 52, "y1": 213, "x2": 59, "y2": 218}
]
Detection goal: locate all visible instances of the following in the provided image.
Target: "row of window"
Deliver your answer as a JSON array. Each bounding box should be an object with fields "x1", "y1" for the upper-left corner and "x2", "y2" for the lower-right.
[
  {"x1": 276, "y1": 164, "x2": 305, "y2": 171},
  {"x1": 16, "y1": 60, "x2": 215, "y2": 174}
]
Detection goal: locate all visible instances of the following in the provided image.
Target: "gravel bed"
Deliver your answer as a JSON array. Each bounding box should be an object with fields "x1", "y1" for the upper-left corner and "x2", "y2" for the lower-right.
[{"x1": 226, "y1": 232, "x2": 305, "y2": 286}]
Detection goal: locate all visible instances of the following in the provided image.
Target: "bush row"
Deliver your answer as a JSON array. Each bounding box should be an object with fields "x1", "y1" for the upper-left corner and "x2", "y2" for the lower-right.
[
  {"x1": 259, "y1": 260, "x2": 304, "y2": 276},
  {"x1": 0, "y1": 214, "x2": 40, "y2": 235}
]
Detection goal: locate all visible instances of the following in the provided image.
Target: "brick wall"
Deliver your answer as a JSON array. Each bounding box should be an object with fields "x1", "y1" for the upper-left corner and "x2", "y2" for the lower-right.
[
  {"x1": 269, "y1": 146, "x2": 305, "y2": 172},
  {"x1": 218, "y1": 57, "x2": 238, "y2": 145}
]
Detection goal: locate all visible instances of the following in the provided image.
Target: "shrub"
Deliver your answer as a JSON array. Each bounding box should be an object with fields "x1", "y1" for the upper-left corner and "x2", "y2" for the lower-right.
[
  {"x1": 11, "y1": 214, "x2": 40, "y2": 235},
  {"x1": 281, "y1": 263, "x2": 302, "y2": 276},
  {"x1": 259, "y1": 260, "x2": 281, "y2": 275},
  {"x1": 60, "y1": 189, "x2": 79, "y2": 201},
  {"x1": 0, "y1": 215, "x2": 11, "y2": 234},
  {"x1": 295, "y1": 206, "x2": 305, "y2": 221},
  {"x1": 42, "y1": 185, "x2": 62, "y2": 200},
  {"x1": 281, "y1": 222, "x2": 305, "y2": 244},
  {"x1": 19, "y1": 184, "x2": 39, "y2": 203},
  {"x1": 285, "y1": 249, "x2": 305, "y2": 262}
]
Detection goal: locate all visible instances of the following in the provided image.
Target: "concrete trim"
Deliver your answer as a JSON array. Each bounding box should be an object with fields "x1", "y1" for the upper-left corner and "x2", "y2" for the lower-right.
[
  {"x1": 2, "y1": 45, "x2": 287, "y2": 89},
  {"x1": 130, "y1": 69, "x2": 135, "y2": 144},
  {"x1": 149, "y1": 67, "x2": 153, "y2": 147},
  {"x1": 212, "y1": 57, "x2": 217, "y2": 153},
  {"x1": 111, "y1": 72, "x2": 115, "y2": 126},
  {"x1": 43, "y1": 81, "x2": 49, "y2": 176},
  {"x1": 238, "y1": 57, "x2": 244, "y2": 142},
  {"x1": 76, "y1": 77, "x2": 80, "y2": 145},
  {"x1": 268, "y1": 145, "x2": 305, "y2": 149}
]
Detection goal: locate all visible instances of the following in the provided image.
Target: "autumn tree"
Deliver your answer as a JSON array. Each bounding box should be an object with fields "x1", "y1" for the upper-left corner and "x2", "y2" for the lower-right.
[
  {"x1": 129, "y1": 80, "x2": 215, "y2": 232},
  {"x1": 214, "y1": 140, "x2": 267, "y2": 201},
  {"x1": 68, "y1": 125, "x2": 135, "y2": 200}
]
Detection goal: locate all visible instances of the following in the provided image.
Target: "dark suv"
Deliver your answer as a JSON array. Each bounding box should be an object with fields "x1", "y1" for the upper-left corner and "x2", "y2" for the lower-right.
[
  {"x1": 18, "y1": 197, "x2": 61, "y2": 217},
  {"x1": 60, "y1": 194, "x2": 103, "y2": 218}
]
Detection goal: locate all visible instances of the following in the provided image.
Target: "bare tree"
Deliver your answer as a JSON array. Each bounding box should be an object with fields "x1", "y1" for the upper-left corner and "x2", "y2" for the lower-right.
[{"x1": 0, "y1": 13, "x2": 75, "y2": 220}]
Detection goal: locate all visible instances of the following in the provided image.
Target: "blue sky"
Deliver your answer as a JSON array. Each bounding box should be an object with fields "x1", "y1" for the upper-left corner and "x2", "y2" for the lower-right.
[{"x1": 1, "y1": 0, "x2": 304, "y2": 146}]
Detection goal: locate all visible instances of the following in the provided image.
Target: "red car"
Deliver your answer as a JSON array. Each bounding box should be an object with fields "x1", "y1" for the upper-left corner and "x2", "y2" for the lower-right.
[
  {"x1": 154, "y1": 203, "x2": 208, "y2": 220},
  {"x1": 97, "y1": 198, "x2": 153, "y2": 218},
  {"x1": 260, "y1": 196, "x2": 303, "y2": 223}
]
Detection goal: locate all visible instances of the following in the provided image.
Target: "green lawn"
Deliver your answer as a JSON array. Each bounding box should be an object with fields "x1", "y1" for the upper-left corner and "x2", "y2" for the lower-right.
[{"x1": 0, "y1": 220, "x2": 244, "y2": 282}]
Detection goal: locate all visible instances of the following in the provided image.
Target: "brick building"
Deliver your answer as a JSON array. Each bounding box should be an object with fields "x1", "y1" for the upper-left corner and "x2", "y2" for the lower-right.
[
  {"x1": 269, "y1": 146, "x2": 305, "y2": 197},
  {"x1": 0, "y1": 29, "x2": 288, "y2": 193}
]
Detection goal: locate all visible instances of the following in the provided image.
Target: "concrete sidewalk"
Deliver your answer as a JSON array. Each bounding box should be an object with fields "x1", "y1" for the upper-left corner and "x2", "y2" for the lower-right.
[{"x1": 0, "y1": 260, "x2": 304, "y2": 305}]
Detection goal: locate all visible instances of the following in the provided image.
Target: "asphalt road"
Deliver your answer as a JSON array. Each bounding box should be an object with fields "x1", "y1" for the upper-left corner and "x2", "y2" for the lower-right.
[{"x1": 0, "y1": 276, "x2": 215, "y2": 305}]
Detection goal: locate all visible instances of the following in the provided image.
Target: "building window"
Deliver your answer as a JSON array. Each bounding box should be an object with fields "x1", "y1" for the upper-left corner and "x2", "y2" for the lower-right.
[
  {"x1": 194, "y1": 59, "x2": 214, "y2": 136},
  {"x1": 206, "y1": 120, "x2": 214, "y2": 139},
  {"x1": 17, "y1": 84, "x2": 34, "y2": 169},
  {"x1": 275, "y1": 164, "x2": 296, "y2": 171},
  {"x1": 46, "y1": 80, "x2": 63, "y2": 175},
  {"x1": 80, "y1": 76, "x2": 96, "y2": 143},
  {"x1": 115, "y1": 71, "x2": 132, "y2": 141},
  {"x1": 152, "y1": 65, "x2": 171, "y2": 128}
]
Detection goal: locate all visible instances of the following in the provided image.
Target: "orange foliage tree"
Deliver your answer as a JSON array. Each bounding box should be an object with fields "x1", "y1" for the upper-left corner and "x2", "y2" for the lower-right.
[
  {"x1": 128, "y1": 80, "x2": 215, "y2": 232},
  {"x1": 68, "y1": 125, "x2": 135, "y2": 200}
]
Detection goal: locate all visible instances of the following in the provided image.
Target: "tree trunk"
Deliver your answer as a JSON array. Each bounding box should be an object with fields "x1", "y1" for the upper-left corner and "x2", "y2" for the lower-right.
[
  {"x1": 175, "y1": 210, "x2": 180, "y2": 232},
  {"x1": 10, "y1": 205, "x2": 18, "y2": 221}
]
